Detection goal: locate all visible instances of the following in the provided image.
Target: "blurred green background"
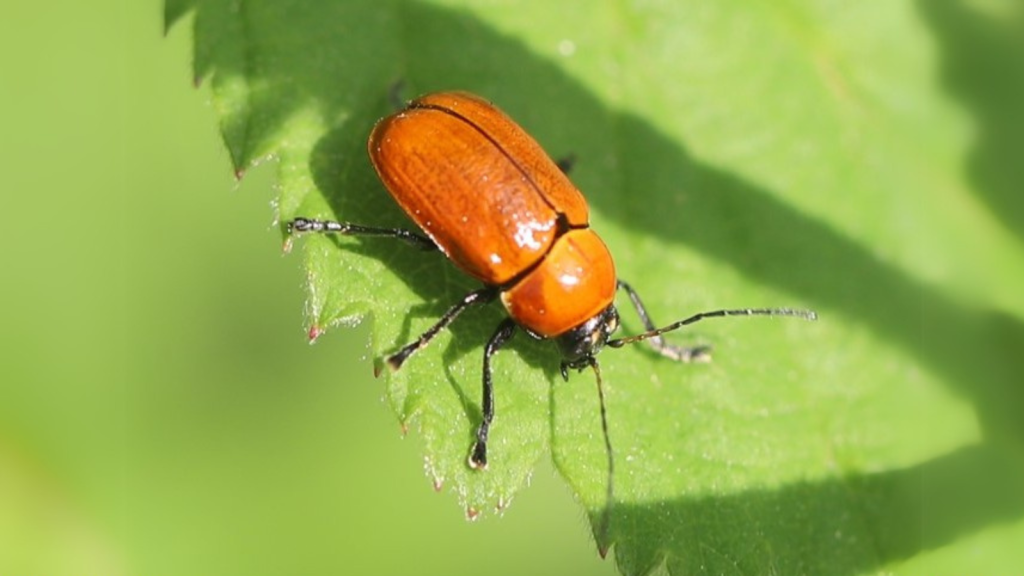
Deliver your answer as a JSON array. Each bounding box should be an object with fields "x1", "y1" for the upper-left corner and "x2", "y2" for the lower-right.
[{"x1": 0, "y1": 1, "x2": 616, "y2": 574}]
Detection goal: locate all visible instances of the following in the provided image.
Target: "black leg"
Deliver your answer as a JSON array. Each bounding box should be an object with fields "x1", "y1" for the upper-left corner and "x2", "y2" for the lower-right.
[
  {"x1": 469, "y1": 318, "x2": 517, "y2": 469},
  {"x1": 385, "y1": 288, "x2": 499, "y2": 371},
  {"x1": 388, "y1": 80, "x2": 407, "y2": 111},
  {"x1": 287, "y1": 217, "x2": 437, "y2": 251},
  {"x1": 555, "y1": 154, "x2": 576, "y2": 175},
  {"x1": 616, "y1": 280, "x2": 711, "y2": 362}
]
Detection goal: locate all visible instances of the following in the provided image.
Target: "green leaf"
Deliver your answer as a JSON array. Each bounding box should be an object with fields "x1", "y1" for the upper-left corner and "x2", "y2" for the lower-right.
[
  {"x1": 162, "y1": 0, "x2": 196, "y2": 33},
  {"x1": 178, "y1": 0, "x2": 1024, "y2": 573}
]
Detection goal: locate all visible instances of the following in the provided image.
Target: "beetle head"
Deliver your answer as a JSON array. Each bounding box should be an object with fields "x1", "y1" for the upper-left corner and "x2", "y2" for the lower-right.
[{"x1": 555, "y1": 304, "x2": 620, "y2": 372}]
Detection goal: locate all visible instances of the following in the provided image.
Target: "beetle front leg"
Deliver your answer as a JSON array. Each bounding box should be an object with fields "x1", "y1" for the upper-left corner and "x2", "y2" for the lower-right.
[
  {"x1": 469, "y1": 318, "x2": 517, "y2": 469},
  {"x1": 617, "y1": 280, "x2": 711, "y2": 362}
]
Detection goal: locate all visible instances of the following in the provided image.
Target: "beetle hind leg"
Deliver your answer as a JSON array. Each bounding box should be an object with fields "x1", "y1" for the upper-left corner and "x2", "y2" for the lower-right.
[
  {"x1": 384, "y1": 287, "x2": 499, "y2": 371},
  {"x1": 287, "y1": 217, "x2": 437, "y2": 251}
]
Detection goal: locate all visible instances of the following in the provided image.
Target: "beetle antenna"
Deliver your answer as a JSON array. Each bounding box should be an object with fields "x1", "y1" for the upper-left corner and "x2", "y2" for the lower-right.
[
  {"x1": 606, "y1": 307, "x2": 817, "y2": 349},
  {"x1": 590, "y1": 358, "x2": 614, "y2": 556}
]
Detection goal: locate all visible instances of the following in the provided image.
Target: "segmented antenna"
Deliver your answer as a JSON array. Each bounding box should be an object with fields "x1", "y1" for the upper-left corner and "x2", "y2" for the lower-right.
[
  {"x1": 590, "y1": 359, "x2": 614, "y2": 556},
  {"x1": 607, "y1": 307, "x2": 817, "y2": 349}
]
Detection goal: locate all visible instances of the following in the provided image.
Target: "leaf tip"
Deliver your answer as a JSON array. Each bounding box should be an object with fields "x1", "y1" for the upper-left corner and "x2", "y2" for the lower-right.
[
  {"x1": 423, "y1": 456, "x2": 444, "y2": 492},
  {"x1": 495, "y1": 494, "x2": 513, "y2": 514},
  {"x1": 465, "y1": 507, "x2": 481, "y2": 521},
  {"x1": 307, "y1": 324, "x2": 323, "y2": 343},
  {"x1": 592, "y1": 513, "x2": 615, "y2": 559}
]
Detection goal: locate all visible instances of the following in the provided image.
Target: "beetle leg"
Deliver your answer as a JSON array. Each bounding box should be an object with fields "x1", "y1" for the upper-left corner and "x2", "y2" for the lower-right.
[
  {"x1": 469, "y1": 318, "x2": 517, "y2": 469},
  {"x1": 388, "y1": 80, "x2": 407, "y2": 111},
  {"x1": 287, "y1": 217, "x2": 437, "y2": 251},
  {"x1": 555, "y1": 154, "x2": 577, "y2": 175},
  {"x1": 385, "y1": 287, "x2": 498, "y2": 371},
  {"x1": 616, "y1": 280, "x2": 711, "y2": 362}
]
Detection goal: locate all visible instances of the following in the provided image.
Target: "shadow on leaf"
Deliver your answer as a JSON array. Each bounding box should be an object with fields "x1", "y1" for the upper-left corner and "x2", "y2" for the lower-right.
[
  {"x1": 919, "y1": 0, "x2": 1024, "y2": 239},
  {"x1": 610, "y1": 443, "x2": 1024, "y2": 575}
]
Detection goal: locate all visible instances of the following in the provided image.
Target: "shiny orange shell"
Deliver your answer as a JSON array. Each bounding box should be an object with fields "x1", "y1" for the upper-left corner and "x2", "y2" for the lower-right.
[
  {"x1": 500, "y1": 229, "x2": 616, "y2": 338},
  {"x1": 368, "y1": 91, "x2": 615, "y2": 337}
]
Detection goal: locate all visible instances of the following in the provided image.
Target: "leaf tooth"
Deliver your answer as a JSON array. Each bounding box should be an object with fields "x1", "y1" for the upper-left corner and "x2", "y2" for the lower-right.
[
  {"x1": 495, "y1": 494, "x2": 514, "y2": 515},
  {"x1": 423, "y1": 455, "x2": 443, "y2": 492}
]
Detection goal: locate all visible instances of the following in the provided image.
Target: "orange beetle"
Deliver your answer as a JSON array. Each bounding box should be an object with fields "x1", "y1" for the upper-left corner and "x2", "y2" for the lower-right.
[{"x1": 289, "y1": 91, "x2": 815, "y2": 473}]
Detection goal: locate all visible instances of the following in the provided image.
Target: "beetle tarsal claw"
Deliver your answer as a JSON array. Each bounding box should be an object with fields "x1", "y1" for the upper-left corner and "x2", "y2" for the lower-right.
[
  {"x1": 468, "y1": 443, "x2": 488, "y2": 470},
  {"x1": 386, "y1": 345, "x2": 417, "y2": 371}
]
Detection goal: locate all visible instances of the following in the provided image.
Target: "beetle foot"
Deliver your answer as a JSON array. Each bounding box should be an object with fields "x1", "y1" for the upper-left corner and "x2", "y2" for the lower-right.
[
  {"x1": 286, "y1": 217, "x2": 314, "y2": 234},
  {"x1": 468, "y1": 442, "x2": 488, "y2": 470},
  {"x1": 386, "y1": 346, "x2": 415, "y2": 371},
  {"x1": 662, "y1": 345, "x2": 712, "y2": 363}
]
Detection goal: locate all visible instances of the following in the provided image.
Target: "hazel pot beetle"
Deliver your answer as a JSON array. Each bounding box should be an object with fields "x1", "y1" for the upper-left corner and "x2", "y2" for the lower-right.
[{"x1": 288, "y1": 91, "x2": 815, "y2": 522}]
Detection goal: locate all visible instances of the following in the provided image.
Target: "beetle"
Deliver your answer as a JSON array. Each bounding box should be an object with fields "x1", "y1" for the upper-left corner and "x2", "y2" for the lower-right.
[{"x1": 288, "y1": 90, "x2": 815, "y2": 498}]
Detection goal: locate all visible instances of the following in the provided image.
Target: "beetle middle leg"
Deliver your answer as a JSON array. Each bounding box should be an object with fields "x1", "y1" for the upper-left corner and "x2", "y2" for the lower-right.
[
  {"x1": 469, "y1": 318, "x2": 517, "y2": 469},
  {"x1": 385, "y1": 287, "x2": 499, "y2": 371},
  {"x1": 287, "y1": 217, "x2": 437, "y2": 251},
  {"x1": 616, "y1": 280, "x2": 711, "y2": 362}
]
